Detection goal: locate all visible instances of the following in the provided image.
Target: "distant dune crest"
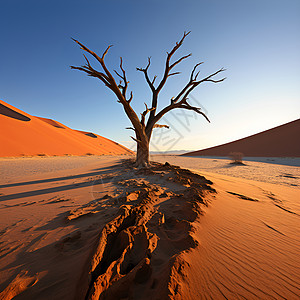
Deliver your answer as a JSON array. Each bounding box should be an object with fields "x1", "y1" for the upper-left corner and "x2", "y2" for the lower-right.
[
  {"x1": 183, "y1": 119, "x2": 300, "y2": 157},
  {"x1": 36, "y1": 117, "x2": 66, "y2": 129},
  {"x1": 75, "y1": 130, "x2": 98, "y2": 138},
  {"x1": 0, "y1": 100, "x2": 133, "y2": 157}
]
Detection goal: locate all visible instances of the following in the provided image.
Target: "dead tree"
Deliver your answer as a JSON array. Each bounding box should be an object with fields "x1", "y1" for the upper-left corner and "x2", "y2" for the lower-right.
[{"x1": 71, "y1": 31, "x2": 225, "y2": 168}]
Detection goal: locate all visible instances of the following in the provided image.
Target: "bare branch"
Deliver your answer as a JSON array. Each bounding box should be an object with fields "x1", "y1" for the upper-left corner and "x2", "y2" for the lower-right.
[
  {"x1": 152, "y1": 75, "x2": 157, "y2": 85},
  {"x1": 126, "y1": 127, "x2": 135, "y2": 131},
  {"x1": 156, "y1": 32, "x2": 191, "y2": 94},
  {"x1": 128, "y1": 91, "x2": 133, "y2": 103},
  {"x1": 136, "y1": 57, "x2": 151, "y2": 73},
  {"x1": 119, "y1": 57, "x2": 126, "y2": 74},
  {"x1": 70, "y1": 65, "x2": 111, "y2": 87},
  {"x1": 147, "y1": 64, "x2": 225, "y2": 131},
  {"x1": 167, "y1": 31, "x2": 191, "y2": 58},
  {"x1": 169, "y1": 53, "x2": 192, "y2": 70},
  {"x1": 168, "y1": 71, "x2": 181, "y2": 77},
  {"x1": 141, "y1": 102, "x2": 155, "y2": 126},
  {"x1": 114, "y1": 70, "x2": 123, "y2": 79},
  {"x1": 131, "y1": 136, "x2": 141, "y2": 143},
  {"x1": 72, "y1": 51, "x2": 112, "y2": 85},
  {"x1": 191, "y1": 62, "x2": 204, "y2": 81},
  {"x1": 137, "y1": 57, "x2": 155, "y2": 92},
  {"x1": 206, "y1": 78, "x2": 227, "y2": 83},
  {"x1": 198, "y1": 68, "x2": 226, "y2": 84},
  {"x1": 71, "y1": 38, "x2": 119, "y2": 91},
  {"x1": 143, "y1": 32, "x2": 192, "y2": 132},
  {"x1": 178, "y1": 102, "x2": 210, "y2": 123},
  {"x1": 71, "y1": 38, "x2": 99, "y2": 59},
  {"x1": 142, "y1": 104, "x2": 154, "y2": 120},
  {"x1": 114, "y1": 57, "x2": 129, "y2": 98},
  {"x1": 102, "y1": 45, "x2": 113, "y2": 60},
  {"x1": 82, "y1": 54, "x2": 91, "y2": 67},
  {"x1": 153, "y1": 124, "x2": 170, "y2": 129},
  {"x1": 72, "y1": 38, "x2": 145, "y2": 142},
  {"x1": 172, "y1": 65, "x2": 225, "y2": 107}
]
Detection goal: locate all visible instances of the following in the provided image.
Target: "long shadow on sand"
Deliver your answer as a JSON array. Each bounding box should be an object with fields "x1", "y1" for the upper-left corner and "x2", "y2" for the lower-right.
[
  {"x1": 0, "y1": 181, "x2": 99, "y2": 201},
  {"x1": 0, "y1": 163, "x2": 122, "y2": 202},
  {"x1": 0, "y1": 164, "x2": 120, "y2": 189}
]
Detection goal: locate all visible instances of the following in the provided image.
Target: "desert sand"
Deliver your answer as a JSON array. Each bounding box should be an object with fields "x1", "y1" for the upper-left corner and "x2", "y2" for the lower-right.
[
  {"x1": 152, "y1": 155, "x2": 300, "y2": 188},
  {"x1": 0, "y1": 155, "x2": 299, "y2": 299},
  {"x1": 0, "y1": 100, "x2": 133, "y2": 157}
]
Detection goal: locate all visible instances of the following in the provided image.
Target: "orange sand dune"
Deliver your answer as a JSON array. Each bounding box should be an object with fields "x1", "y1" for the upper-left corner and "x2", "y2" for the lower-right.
[
  {"x1": 0, "y1": 100, "x2": 133, "y2": 157},
  {"x1": 183, "y1": 119, "x2": 300, "y2": 157}
]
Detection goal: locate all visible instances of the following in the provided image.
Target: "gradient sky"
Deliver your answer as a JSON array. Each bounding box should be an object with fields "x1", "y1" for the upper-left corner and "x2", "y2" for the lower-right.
[{"x1": 1, "y1": 0, "x2": 299, "y2": 152}]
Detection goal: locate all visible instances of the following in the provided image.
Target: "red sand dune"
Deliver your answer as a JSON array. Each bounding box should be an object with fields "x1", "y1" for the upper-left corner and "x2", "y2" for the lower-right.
[
  {"x1": 0, "y1": 100, "x2": 133, "y2": 157},
  {"x1": 183, "y1": 119, "x2": 300, "y2": 157}
]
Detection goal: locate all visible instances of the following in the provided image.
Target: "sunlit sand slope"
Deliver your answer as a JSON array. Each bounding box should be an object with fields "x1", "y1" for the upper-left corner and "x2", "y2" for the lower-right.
[
  {"x1": 0, "y1": 100, "x2": 133, "y2": 157},
  {"x1": 186, "y1": 171, "x2": 300, "y2": 299}
]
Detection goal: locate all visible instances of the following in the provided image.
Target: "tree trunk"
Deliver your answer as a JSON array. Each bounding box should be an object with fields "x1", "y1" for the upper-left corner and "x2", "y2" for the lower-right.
[{"x1": 135, "y1": 138, "x2": 150, "y2": 168}]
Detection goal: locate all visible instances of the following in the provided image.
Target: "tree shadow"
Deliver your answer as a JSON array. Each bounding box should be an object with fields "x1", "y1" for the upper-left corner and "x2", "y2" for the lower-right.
[
  {"x1": 0, "y1": 161, "x2": 123, "y2": 189},
  {"x1": 220, "y1": 162, "x2": 248, "y2": 169},
  {"x1": 0, "y1": 229, "x2": 94, "y2": 299},
  {"x1": 0, "y1": 161, "x2": 128, "y2": 202}
]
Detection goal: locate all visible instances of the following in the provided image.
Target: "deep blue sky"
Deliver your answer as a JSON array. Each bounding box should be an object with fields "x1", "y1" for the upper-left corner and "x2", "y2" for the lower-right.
[{"x1": 1, "y1": 0, "x2": 299, "y2": 152}]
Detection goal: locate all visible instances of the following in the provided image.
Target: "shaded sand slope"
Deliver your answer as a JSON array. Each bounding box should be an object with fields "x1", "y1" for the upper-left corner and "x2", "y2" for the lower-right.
[
  {"x1": 0, "y1": 100, "x2": 133, "y2": 157},
  {"x1": 183, "y1": 118, "x2": 300, "y2": 157}
]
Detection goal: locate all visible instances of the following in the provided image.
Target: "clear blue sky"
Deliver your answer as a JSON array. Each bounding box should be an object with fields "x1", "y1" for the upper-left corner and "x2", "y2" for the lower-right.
[{"x1": 1, "y1": 0, "x2": 299, "y2": 152}]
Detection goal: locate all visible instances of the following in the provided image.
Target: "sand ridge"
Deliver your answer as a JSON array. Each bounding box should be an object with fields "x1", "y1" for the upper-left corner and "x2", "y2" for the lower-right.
[{"x1": 74, "y1": 160, "x2": 216, "y2": 299}]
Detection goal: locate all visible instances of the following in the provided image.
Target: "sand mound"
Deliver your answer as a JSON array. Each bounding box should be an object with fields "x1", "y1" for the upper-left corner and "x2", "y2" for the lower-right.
[
  {"x1": 0, "y1": 100, "x2": 133, "y2": 157},
  {"x1": 184, "y1": 119, "x2": 300, "y2": 157},
  {"x1": 75, "y1": 161, "x2": 215, "y2": 300},
  {"x1": 0, "y1": 158, "x2": 215, "y2": 299}
]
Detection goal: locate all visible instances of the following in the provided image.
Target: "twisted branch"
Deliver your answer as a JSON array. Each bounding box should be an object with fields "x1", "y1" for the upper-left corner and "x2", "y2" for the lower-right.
[
  {"x1": 156, "y1": 31, "x2": 191, "y2": 93},
  {"x1": 153, "y1": 124, "x2": 170, "y2": 129},
  {"x1": 146, "y1": 65, "x2": 225, "y2": 132},
  {"x1": 136, "y1": 57, "x2": 156, "y2": 92},
  {"x1": 71, "y1": 38, "x2": 148, "y2": 144},
  {"x1": 141, "y1": 103, "x2": 155, "y2": 126},
  {"x1": 114, "y1": 57, "x2": 130, "y2": 98}
]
